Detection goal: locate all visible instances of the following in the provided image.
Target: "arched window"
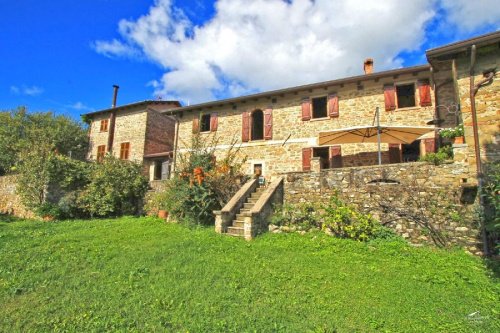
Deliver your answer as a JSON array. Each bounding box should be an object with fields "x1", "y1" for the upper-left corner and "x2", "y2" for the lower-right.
[{"x1": 251, "y1": 109, "x2": 264, "y2": 140}]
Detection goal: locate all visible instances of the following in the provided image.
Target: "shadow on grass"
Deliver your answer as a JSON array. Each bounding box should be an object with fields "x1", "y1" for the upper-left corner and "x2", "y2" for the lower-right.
[
  {"x1": 0, "y1": 213, "x2": 25, "y2": 223},
  {"x1": 484, "y1": 256, "x2": 500, "y2": 279}
]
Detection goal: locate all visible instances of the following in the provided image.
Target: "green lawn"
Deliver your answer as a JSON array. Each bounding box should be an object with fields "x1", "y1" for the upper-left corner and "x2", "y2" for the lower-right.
[{"x1": 0, "y1": 216, "x2": 498, "y2": 332}]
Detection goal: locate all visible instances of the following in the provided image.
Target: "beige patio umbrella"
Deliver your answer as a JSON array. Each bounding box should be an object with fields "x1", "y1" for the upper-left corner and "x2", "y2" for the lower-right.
[
  {"x1": 318, "y1": 125, "x2": 436, "y2": 145},
  {"x1": 318, "y1": 107, "x2": 436, "y2": 164}
]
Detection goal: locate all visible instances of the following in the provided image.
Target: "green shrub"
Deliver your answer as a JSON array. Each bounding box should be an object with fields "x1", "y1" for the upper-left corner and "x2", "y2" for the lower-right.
[
  {"x1": 151, "y1": 134, "x2": 247, "y2": 226},
  {"x1": 370, "y1": 226, "x2": 401, "y2": 241},
  {"x1": 270, "y1": 202, "x2": 322, "y2": 230},
  {"x1": 57, "y1": 191, "x2": 85, "y2": 219},
  {"x1": 78, "y1": 156, "x2": 149, "y2": 217},
  {"x1": 483, "y1": 161, "x2": 500, "y2": 253},
  {"x1": 322, "y1": 196, "x2": 381, "y2": 241},
  {"x1": 35, "y1": 202, "x2": 63, "y2": 219},
  {"x1": 271, "y1": 195, "x2": 389, "y2": 242},
  {"x1": 419, "y1": 146, "x2": 453, "y2": 165}
]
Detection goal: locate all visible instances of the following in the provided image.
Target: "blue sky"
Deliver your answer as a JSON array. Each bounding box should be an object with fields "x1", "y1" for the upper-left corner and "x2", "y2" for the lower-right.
[{"x1": 1, "y1": 0, "x2": 499, "y2": 120}]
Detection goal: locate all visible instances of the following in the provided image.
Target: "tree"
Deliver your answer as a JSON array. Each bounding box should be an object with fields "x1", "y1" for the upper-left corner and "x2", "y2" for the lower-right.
[{"x1": 0, "y1": 107, "x2": 89, "y2": 175}]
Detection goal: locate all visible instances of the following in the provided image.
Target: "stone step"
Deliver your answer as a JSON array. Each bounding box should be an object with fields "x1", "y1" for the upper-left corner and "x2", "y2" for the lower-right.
[
  {"x1": 247, "y1": 198, "x2": 258, "y2": 204},
  {"x1": 243, "y1": 202, "x2": 254, "y2": 209},
  {"x1": 227, "y1": 226, "x2": 244, "y2": 236},
  {"x1": 232, "y1": 220, "x2": 244, "y2": 228},
  {"x1": 235, "y1": 213, "x2": 247, "y2": 220},
  {"x1": 250, "y1": 192, "x2": 263, "y2": 199}
]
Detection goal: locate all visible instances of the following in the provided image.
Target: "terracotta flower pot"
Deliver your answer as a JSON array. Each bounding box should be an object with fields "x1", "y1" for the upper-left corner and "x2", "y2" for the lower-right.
[
  {"x1": 454, "y1": 136, "x2": 464, "y2": 144},
  {"x1": 158, "y1": 210, "x2": 168, "y2": 219}
]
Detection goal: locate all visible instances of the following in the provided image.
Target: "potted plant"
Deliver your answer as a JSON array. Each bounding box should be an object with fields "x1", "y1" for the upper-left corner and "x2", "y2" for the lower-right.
[
  {"x1": 158, "y1": 209, "x2": 169, "y2": 219},
  {"x1": 145, "y1": 191, "x2": 170, "y2": 219},
  {"x1": 440, "y1": 124, "x2": 464, "y2": 144}
]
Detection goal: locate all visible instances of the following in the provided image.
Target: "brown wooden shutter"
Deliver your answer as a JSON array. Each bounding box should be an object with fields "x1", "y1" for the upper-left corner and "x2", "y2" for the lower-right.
[
  {"x1": 210, "y1": 113, "x2": 218, "y2": 132},
  {"x1": 301, "y1": 98, "x2": 311, "y2": 121},
  {"x1": 302, "y1": 148, "x2": 312, "y2": 171},
  {"x1": 388, "y1": 143, "x2": 401, "y2": 163},
  {"x1": 424, "y1": 138, "x2": 436, "y2": 153},
  {"x1": 192, "y1": 116, "x2": 200, "y2": 134},
  {"x1": 383, "y1": 85, "x2": 396, "y2": 111},
  {"x1": 329, "y1": 145, "x2": 342, "y2": 168},
  {"x1": 264, "y1": 107, "x2": 273, "y2": 140},
  {"x1": 328, "y1": 94, "x2": 339, "y2": 118},
  {"x1": 242, "y1": 111, "x2": 250, "y2": 142},
  {"x1": 418, "y1": 80, "x2": 432, "y2": 107}
]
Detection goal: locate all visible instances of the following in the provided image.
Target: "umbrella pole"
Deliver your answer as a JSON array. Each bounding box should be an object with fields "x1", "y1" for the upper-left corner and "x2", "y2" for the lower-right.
[{"x1": 376, "y1": 107, "x2": 382, "y2": 165}]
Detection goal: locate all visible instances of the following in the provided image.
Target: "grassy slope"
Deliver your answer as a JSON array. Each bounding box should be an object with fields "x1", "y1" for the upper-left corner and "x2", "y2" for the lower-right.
[{"x1": 0, "y1": 216, "x2": 498, "y2": 332}]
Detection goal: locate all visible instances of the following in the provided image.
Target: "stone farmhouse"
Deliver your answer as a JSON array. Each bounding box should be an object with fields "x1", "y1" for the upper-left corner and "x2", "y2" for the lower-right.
[
  {"x1": 83, "y1": 32, "x2": 499, "y2": 250},
  {"x1": 85, "y1": 31, "x2": 499, "y2": 181}
]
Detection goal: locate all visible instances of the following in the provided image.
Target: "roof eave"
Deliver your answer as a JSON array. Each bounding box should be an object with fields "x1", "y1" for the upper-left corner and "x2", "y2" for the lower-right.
[
  {"x1": 163, "y1": 64, "x2": 430, "y2": 114},
  {"x1": 82, "y1": 100, "x2": 181, "y2": 117},
  {"x1": 426, "y1": 30, "x2": 500, "y2": 59}
]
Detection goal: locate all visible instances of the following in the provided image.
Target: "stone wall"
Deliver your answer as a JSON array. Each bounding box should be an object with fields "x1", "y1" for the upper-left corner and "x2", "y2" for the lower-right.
[
  {"x1": 0, "y1": 175, "x2": 33, "y2": 218},
  {"x1": 88, "y1": 104, "x2": 178, "y2": 163},
  {"x1": 111, "y1": 109, "x2": 148, "y2": 162},
  {"x1": 432, "y1": 59, "x2": 461, "y2": 128},
  {"x1": 279, "y1": 161, "x2": 483, "y2": 255},
  {"x1": 455, "y1": 45, "x2": 500, "y2": 169},
  {"x1": 87, "y1": 112, "x2": 110, "y2": 160},
  {"x1": 145, "y1": 109, "x2": 176, "y2": 155},
  {"x1": 176, "y1": 69, "x2": 435, "y2": 177}
]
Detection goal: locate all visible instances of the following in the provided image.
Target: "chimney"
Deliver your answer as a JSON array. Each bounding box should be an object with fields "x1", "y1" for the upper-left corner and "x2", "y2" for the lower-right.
[
  {"x1": 363, "y1": 58, "x2": 374, "y2": 74},
  {"x1": 107, "y1": 85, "x2": 119, "y2": 153},
  {"x1": 112, "y1": 85, "x2": 119, "y2": 108}
]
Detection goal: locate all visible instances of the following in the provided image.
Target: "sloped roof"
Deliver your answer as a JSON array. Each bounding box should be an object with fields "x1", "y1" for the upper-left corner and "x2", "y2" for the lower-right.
[
  {"x1": 426, "y1": 30, "x2": 500, "y2": 58},
  {"x1": 162, "y1": 64, "x2": 430, "y2": 114},
  {"x1": 82, "y1": 100, "x2": 181, "y2": 117}
]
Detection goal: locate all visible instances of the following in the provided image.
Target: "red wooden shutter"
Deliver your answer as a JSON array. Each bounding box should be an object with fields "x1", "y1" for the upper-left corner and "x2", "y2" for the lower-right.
[
  {"x1": 301, "y1": 98, "x2": 311, "y2": 121},
  {"x1": 328, "y1": 94, "x2": 339, "y2": 118},
  {"x1": 242, "y1": 111, "x2": 250, "y2": 142},
  {"x1": 302, "y1": 148, "x2": 312, "y2": 171},
  {"x1": 418, "y1": 80, "x2": 432, "y2": 107},
  {"x1": 210, "y1": 113, "x2": 218, "y2": 132},
  {"x1": 329, "y1": 145, "x2": 342, "y2": 168},
  {"x1": 192, "y1": 116, "x2": 200, "y2": 134},
  {"x1": 383, "y1": 85, "x2": 396, "y2": 111},
  {"x1": 424, "y1": 138, "x2": 436, "y2": 153},
  {"x1": 264, "y1": 107, "x2": 273, "y2": 140},
  {"x1": 388, "y1": 143, "x2": 401, "y2": 163}
]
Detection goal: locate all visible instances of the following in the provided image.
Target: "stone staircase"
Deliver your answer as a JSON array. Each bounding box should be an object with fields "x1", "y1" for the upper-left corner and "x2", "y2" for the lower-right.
[
  {"x1": 226, "y1": 186, "x2": 266, "y2": 237},
  {"x1": 215, "y1": 177, "x2": 283, "y2": 240}
]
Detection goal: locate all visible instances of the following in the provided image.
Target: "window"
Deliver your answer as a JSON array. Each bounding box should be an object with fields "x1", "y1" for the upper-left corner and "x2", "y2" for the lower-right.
[
  {"x1": 311, "y1": 146, "x2": 342, "y2": 170},
  {"x1": 396, "y1": 84, "x2": 415, "y2": 108},
  {"x1": 312, "y1": 96, "x2": 328, "y2": 118},
  {"x1": 193, "y1": 113, "x2": 218, "y2": 133},
  {"x1": 153, "y1": 160, "x2": 170, "y2": 180},
  {"x1": 313, "y1": 147, "x2": 330, "y2": 170},
  {"x1": 100, "y1": 119, "x2": 109, "y2": 132},
  {"x1": 402, "y1": 141, "x2": 420, "y2": 162},
  {"x1": 200, "y1": 114, "x2": 211, "y2": 132},
  {"x1": 120, "y1": 142, "x2": 130, "y2": 160},
  {"x1": 251, "y1": 109, "x2": 264, "y2": 140},
  {"x1": 97, "y1": 145, "x2": 106, "y2": 162}
]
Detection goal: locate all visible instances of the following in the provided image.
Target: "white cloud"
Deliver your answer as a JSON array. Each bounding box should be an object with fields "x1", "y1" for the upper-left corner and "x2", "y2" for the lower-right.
[
  {"x1": 441, "y1": 0, "x2": 500, "y2": 32},
  {"x1": 93, "y1": 0, "x2": 499, "y2": 104},
  {"x1": 68, "y1": 102, "x2": 93, "y2": 112},
  {"x1": 92, "y1": 39, "x2": 139, "y2": 58},
  {"x1": 10, "y1": 85, "x2": 44, "y2": 96}
]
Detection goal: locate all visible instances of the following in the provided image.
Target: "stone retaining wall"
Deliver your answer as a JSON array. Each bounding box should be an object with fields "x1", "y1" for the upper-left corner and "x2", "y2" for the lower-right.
[
  {"x1": 0, "y1": 175, "x2": 33, "y2": 218},
  {"x1": 279, "y1": 161, "x2": 483, "y2": 255}
]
